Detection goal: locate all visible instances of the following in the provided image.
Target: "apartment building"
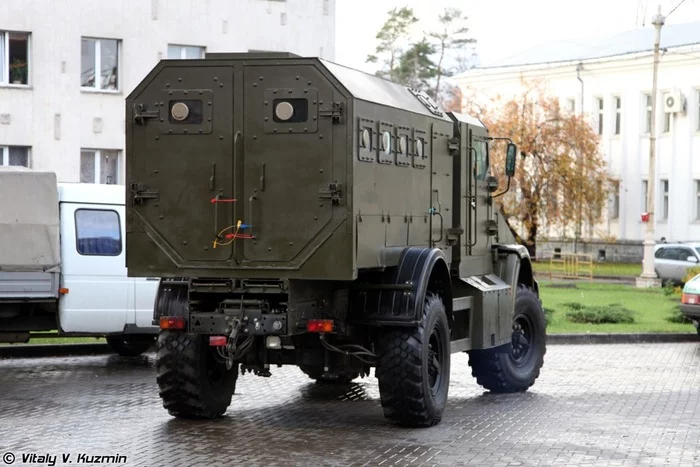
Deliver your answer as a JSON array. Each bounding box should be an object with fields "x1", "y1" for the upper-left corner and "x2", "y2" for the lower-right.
[{"x1": 0, "y1": 0, "x2": 336, "y2": 184}]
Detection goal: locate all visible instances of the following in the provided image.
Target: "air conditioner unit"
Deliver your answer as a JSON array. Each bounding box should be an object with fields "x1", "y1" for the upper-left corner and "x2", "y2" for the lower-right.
[{"x1": 663, "y1": 90, "x2": 685, "y2": 113}]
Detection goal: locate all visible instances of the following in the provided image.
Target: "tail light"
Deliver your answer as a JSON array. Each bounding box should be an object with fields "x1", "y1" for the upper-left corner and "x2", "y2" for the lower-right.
[
  {"x1": 209, "y1": 336, "x2": 228, "y2": 347},
  {"x1": 681, "y1": 293, "x2": 700, "y2": 305},
  {"x1": 159, "y1": 316, "x2": 186, "y2": 330},
  {"x1": 306, "y1": 319, "x2": 334, "y2": 333}
]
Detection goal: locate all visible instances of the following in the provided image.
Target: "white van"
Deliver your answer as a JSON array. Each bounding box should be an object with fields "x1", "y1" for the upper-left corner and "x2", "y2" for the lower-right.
[{"x1": 0, "y1": 168, "x2": 159, "y2": 356}]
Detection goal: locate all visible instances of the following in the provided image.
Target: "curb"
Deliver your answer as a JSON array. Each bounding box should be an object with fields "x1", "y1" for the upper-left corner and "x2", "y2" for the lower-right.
[
  {"x1": 0, "y1": 343, "x2": 114, "y2": 359},
  {"x1": 548, "y1": 333, "x2": 699, "y2": 344}
]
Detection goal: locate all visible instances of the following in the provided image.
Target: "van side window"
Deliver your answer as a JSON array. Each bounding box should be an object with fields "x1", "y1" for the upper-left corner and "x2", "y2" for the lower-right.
[
  {"x1": 472, "y1": 140, "x2": 489, "y2": 181},
  {"x1": 75, "y1": 209, "x2": 122, "y2": 256}
]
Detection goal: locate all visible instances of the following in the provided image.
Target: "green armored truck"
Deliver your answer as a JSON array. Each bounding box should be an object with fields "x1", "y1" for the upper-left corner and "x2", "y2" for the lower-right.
[{"x1": 125, "y1": 52, "x2": 546, "y2": 427}]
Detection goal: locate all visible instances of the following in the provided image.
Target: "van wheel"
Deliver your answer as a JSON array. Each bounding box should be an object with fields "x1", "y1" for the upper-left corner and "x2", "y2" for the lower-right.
[
  {"x1": 376, "y1": 293, "x2": 450, "y2": 427},
  {"x1": 106, "y1": 334, "x2": 156, "y2": 357},
  {"x1": 156, "y1": 330, "x2": 238, "y2": 419},
  {"x1": 468, "y1": 284, "x2": 546, "y2": 393}
]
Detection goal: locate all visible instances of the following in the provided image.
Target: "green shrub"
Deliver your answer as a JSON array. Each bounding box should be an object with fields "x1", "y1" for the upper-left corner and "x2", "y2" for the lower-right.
[
  {"x1": 565, "y1": 304, "x2": 635, "y2": 324},
  {"x1": 666, "y1": 307, "x2": 693, "y2": 324},
  {"x1": 683, "y1": 266, "x2": 700, "y2": 284},
  {"x1": 562, "y1": 302, "x2": 585, "y2": 311},
  {"x1": 543, "y1": 307, "x2": 555, "y2": 326}
]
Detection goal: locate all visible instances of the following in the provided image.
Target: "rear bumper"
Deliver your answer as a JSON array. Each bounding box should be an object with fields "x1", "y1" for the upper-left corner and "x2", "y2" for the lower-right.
[{"x1": 679, "y1": 304, "x2": 700, "y2": 319}]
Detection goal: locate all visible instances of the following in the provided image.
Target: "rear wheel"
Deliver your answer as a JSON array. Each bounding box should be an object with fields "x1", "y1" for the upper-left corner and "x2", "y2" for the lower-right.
[
  {"x1": 106, "y1": 334, "x2": 156, "y2": 357},
  {"x1": 468, "y1": 284, "x2": 546, "y2": 393},
  {"x1": 376, "y1": 293, "x2": 450, "y2": 427},
  {"x1": 156, "y1": 330, "x2": 238, "y2": 419}
]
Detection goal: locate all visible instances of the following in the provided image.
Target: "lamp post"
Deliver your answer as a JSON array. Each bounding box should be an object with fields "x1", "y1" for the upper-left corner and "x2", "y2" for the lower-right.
[{"x1": 636, "y1": 6, "x2": 664, "y2": 288}]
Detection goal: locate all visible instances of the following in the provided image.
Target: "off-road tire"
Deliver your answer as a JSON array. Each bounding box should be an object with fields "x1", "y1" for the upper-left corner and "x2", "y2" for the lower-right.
[
  {"x1": 376, "y1": 293, "x2": 451, "y2": 427},
  {"x1": 468, "y1": 284, "x2": 546, "y2": 393},
  {"x1": 299, "y1": 366, "x2": 359, "y2": 384},
  {"x1": 156, "y1": 330, "x2": 238, "y2": 419},
  {"x1": 106, "y1": 334, "x2": 156, "y2": 357}
]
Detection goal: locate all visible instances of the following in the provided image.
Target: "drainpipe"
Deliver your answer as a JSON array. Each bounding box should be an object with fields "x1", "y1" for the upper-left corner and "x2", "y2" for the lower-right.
[{"x1": 574, "y1": 62, "x2": 584, "y2": 254}]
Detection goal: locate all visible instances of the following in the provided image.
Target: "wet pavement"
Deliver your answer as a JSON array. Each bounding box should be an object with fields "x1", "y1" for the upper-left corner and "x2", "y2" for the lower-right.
[{"x1": 1, "y1": 343, "x2": 699, "y2": 466}]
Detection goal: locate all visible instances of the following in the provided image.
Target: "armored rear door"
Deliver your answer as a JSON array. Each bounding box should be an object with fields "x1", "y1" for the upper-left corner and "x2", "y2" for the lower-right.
[
  {"x1": 238, "y1": 63, "x2": 342, "y2": 266},
  {"x1": 128, "y1": 64, "x2": 236, "y2": 262}
]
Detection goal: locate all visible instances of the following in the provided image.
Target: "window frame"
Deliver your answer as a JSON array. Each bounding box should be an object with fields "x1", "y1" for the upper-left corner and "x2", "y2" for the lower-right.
[
  {"x1": 471, "y1": 138, "x2": 490, "y2": 181},
  {"x1": 0, "y1": 30, "x2": 31, "y2": 87},
  {"x1": 695, "y1": 179, "x2": 700, "y2": 221},
  {"x1": 74, "y1": 208, "x2": 123, "y2": 257},
  {"x1": 0, "y1": 145, "x2": 31, "y2": 167},
  {"x1": 610, "y1": 180, "x2": 620, "y2": 220},
  {"x1": 80, "y1": 37, "x2": 121, "y2": 93},
  {"x1": 641, "y1": 179, "x2": 648, "y2": 213},
  {"x1": 166, "y1": 44, "x2": 206, "y2": 60},
  {"x1": 660, "y1": 179, "x2": 669, "y2": 220},
  {"x1": 613, "y1": 96, "x2": 621, "y2": 135},
  {"x1": 643, "y1": 93, "x2": 652, "y2": 134},
  {"x1": 596, "y1": 97, "x2": 604, "y2": 135},
  {"x1": 80, "y1": 148, "x2": 121, "y2": 184}
]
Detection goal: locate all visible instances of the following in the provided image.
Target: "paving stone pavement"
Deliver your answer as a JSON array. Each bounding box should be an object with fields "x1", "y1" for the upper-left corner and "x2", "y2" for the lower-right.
[{"x1": 1, "y1": 343, "x2": 699, "y2": 466}]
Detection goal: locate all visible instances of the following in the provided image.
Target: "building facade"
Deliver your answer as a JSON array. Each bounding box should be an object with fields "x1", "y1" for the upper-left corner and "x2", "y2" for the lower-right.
[
  {"x1": 0, "y1": 0, "x2": 335, "y2": 184},
  {"x1": 453, "y1": 21, "x2": 700, "y2": 260}
]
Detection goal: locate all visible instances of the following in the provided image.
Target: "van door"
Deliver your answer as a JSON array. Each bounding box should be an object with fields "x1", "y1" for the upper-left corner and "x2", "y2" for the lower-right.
[
  {"x1": 132, "y1": 277, "x2": 160, "y2": 328},
  {"x1": 58, "y1": 202, "x2": 129, "y2": 333}
]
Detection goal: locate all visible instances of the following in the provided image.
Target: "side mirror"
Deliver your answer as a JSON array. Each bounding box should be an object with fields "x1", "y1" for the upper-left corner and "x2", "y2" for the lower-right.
[
  {"x1": 505, "y1": 143, "x2": 517, "y2": 177},
  {"x1": 687, "y1": 256, "x2": 698, "y2": 263}
]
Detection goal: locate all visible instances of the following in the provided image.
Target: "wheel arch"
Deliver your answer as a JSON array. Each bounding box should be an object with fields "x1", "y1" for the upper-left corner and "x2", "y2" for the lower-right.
[{"x1": 153, "y1": 277, "x2": 189, "y2": 325}]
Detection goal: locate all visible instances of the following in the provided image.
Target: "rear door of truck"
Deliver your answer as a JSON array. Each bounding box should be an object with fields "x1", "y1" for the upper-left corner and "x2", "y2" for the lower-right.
[{"x1": 58, "y1": 202, "x2": 128, "y2": 333}]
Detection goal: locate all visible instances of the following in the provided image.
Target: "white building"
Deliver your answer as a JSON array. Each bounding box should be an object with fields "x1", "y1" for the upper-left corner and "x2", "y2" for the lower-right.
[
  {"x1": 453, "y1": 20, "x2": 700, "y2": 259},
  {"x1": 0, "y1": 0, "x2": 335, "y2": 184}
]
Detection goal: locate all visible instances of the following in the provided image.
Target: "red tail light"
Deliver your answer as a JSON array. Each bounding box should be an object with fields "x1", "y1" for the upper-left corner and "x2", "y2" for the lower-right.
[
  {"x1": 681, "y1": 293, "x2": 700, "y2": 305},
  {"x1": 209, "y1": 336, "x2": 228, "y2": 347},
  {"x1": 306, "y1": 319, "x2": 334, "y2": 333},
  {"x1": 159, "y1": 316, "x2": 186, "y2": 330}
]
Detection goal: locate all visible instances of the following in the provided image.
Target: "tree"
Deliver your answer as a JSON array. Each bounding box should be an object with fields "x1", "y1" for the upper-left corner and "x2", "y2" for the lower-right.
[
  {"x1": 365, "y1": 7, "x2": 418, "y2": 82},
  {"x1": 394, "y1": 39, "x2": 437, "y2": 93},
  {"x1": 426, "y1": 8, "x2": 476, "y2": 100},
  {"x1": 473, "y1": 81, "x2": 613, "y2": 257}
]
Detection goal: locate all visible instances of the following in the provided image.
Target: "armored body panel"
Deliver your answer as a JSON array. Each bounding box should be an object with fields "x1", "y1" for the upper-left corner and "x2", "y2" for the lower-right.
[{"x1": 125, "y1": 54, "x2": 503, "y2": 281}]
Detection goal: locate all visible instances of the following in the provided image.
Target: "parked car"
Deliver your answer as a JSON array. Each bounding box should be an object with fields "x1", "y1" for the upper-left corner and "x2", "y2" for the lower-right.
[
  {"x1": 680, "y1": 272, "x2": 700, "y2": 335},
  {"x1": 653, "y1": 242, "x2": 700, "y2": 285}
]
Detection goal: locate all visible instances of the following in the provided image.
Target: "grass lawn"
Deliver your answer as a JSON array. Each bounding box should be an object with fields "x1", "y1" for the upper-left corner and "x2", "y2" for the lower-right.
[
  {"x1": 0, "y1": 334, "x2": 105, "y2": 346},
  {"x1": 533, "y1": 261, "x2": 641, "y2": 278},
  {"x1": 539, "y1": 281, "x2": 696, "y2": 334}
]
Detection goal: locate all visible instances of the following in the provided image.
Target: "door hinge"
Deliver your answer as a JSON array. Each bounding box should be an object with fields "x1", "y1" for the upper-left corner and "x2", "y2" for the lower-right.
[
  {"x1": 319, "y1": 102, "x2": 343, "y2": 124},
  {"x1": 133, "y1": 103, "x2": 160, "y2": 125},
  {"x1": 131, "y1": 182, "x2": 160, "y2": 204},
  {"x1": 446, "y1": 226, "x2": 464, "y2": 246},
  {"x1": 318, "y1": 182, "x2": 342, "y2": 205}
]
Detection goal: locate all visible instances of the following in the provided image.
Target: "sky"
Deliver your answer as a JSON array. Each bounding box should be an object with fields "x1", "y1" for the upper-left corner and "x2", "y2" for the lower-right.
[{"x1": 335, "y1": 0, "x2": 700, "y2": 74}]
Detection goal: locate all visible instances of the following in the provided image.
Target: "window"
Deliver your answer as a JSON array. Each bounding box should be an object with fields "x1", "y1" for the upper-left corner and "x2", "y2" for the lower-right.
[
  {"x1": 81, "y1": 37, "x2": 119, "y2": 91},
  {"x1": 610, "y1": 180, "x2": 620, "y2": 219},
  {"x1": 663, "y1": 111, "x2": 671, "y2": 133},
  {"x1": 696, "y1": 180, "x2": 700, "y2": 220},
  {"x1": 0, "y1": 146, "x2": 30, "y2": 167},
  {"x1": 472, "y1": 140, "x2": 489, "y2": 181},
  {"x1": 596, "y1": 98, "x2": 604, "y2": 134},
  {"x1": 323, "y1": 0, "x2": 330, "y2": 15},
  {"x1": 80, "y1": 149, "x2": 120, "y2": 184},
  {"x1": 697, "y1": 90, "x2": 700, "y2": 132},
  {"x1": 644, "y1": 93, "x2": 652, "y2": 133},
  {"x1": 642, "y1": 180, "x2": 648, "y2": 212},
  {"x1": 167, "y1": 44, "x2": 205, "y2": 59},
  {"x1": 0, "y1": 31, "x2": 30, "y2": 85},
  {"x1": 661, "y1": 179, "x2": 669, "y2": 220},
  {"x1": 567, "y1": 98, "x2": 576, "y2": 113},
  {"x1": 614, "y1": 96, "x2": 621, "y2": 135},
  {"x1": 75, "y1": 209, "x2": 122, "y2": 256}
]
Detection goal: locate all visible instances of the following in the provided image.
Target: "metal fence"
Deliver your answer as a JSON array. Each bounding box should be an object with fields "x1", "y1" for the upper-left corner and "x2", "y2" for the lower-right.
[{"x1": 549, "y1": 253, "x2": 593, "y2": 280}]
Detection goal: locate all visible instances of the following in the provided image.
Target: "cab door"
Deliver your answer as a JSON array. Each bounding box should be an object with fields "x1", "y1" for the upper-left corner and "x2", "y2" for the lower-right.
[{"x1": 58, "y1": 203, "x2": 128, "y2": 333}]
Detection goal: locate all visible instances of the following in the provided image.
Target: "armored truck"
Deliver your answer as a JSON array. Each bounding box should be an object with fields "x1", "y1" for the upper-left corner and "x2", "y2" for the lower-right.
[{"x1": 125, "y1": 52, "x2": 546, "y2": 427}]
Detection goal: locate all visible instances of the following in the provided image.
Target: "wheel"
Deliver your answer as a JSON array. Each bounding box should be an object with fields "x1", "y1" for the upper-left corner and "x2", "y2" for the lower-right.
[
  {"x1": 375, "y1": 292, "x2": 450, "y2": 427},
  {"x1": 156, "y1": 330, "x2": 238, "y2": 419},
  {"x1": 106, "y1": 334, "x2": 156, "y2": 357},
  {"x1": 468, "y1": 284, "x2": 546, "y2": 393},
  {"x1": 299, "y1": 365, "x2": 359, "y2": 384}
]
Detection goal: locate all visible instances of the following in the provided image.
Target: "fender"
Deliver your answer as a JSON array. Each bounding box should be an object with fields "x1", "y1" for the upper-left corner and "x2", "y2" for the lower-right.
[
  {"x1": 494, "y1": 244, "x2": 539, "y2": 297},
  {"x1": 357, "y1": 247, "x2": 453, "y2": 326},
  {"x1": 152, "y1": 277, "x2": 189, "y2": 325}
]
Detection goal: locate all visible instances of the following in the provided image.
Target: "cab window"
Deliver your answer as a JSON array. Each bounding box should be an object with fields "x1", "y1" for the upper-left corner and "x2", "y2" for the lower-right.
[
  {"x1": 75, "y1": 209, "x2": 122, "y2": 256},
  {"x1": 472, "y1": 140, "x2": 489, "y2": 181}
]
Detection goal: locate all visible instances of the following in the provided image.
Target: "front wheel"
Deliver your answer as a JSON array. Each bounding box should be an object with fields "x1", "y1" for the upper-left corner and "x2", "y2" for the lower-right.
[
  {"x1": 468, "y1": 284, "x2": 546, "y2": 393},
  {"x1": 376, "y1": 293, "x2": 451, "y2": 427},
  {"x1": 156, "y1": 330, "x2": 238, "y2": 419}
]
